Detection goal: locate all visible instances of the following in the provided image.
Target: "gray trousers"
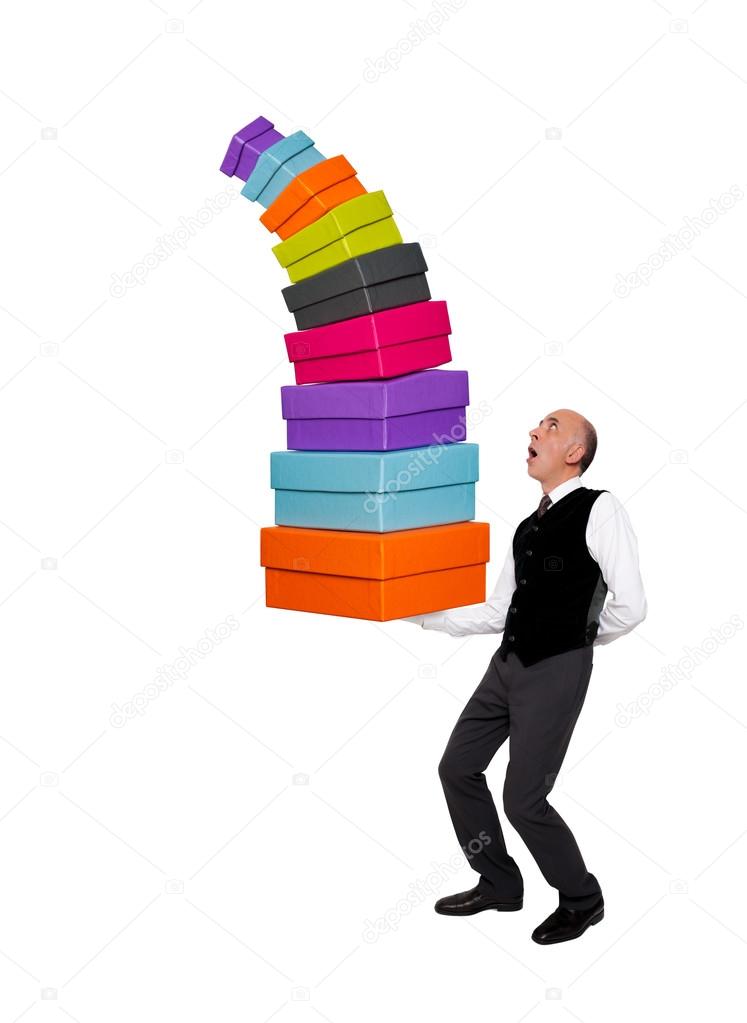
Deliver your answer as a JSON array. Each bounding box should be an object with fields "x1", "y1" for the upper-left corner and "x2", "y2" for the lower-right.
[{"x1": 438, "y1": 645, "x2": 602, "y2": 910}]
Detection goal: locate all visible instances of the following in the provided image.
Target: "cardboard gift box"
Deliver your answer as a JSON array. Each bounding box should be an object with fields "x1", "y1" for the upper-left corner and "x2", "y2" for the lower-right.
[
  {"x1": 284, "y1": 299, "x2": 451, "y2": 384},
  {"x1": 219, "y1": 116, "x2": 284, "y2": 182},
  {"x1": 260, "y1": 155, "x2": 366, "y2": 240},
  {"x1": 240, "y1": 131, "x2": 326, "y2": 208},
  {"x1": 280, "y1": 368, "x2": 469, "y2": 450},
  {"x1": 272, "y1": 191, "x2": 402, "y2": 283},
  {"x1": 281, "y1": 242, "x2": 430, "y2": 330},
  {"x1": 260, "y1": 520, "x2": 490, "y2": 621},
  {"x1": 270, "y1": 442, "x2": 479, "y2": 532}
]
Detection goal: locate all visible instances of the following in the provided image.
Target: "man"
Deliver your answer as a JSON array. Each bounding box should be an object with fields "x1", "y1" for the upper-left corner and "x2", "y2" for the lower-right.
[{"x1": 404, "y1": 410, "x2": 647, "y2": 944}]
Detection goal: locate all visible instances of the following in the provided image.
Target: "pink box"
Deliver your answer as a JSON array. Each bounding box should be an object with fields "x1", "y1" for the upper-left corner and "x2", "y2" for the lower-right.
[
  {"x1": 292, "y1": 335, "x2": 452, "y2": 384},
  {"x1": 284, "y1": 299, "x2": 452, "y2": 382}
]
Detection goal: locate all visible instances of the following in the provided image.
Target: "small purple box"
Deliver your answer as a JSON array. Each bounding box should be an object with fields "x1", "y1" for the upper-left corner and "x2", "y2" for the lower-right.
[
  {"x1": 220, "y1": 117, "x2": 284, "y2": 181},
  {"x1": 280, "y1": 369, "x2": 470, "y2": 451}
]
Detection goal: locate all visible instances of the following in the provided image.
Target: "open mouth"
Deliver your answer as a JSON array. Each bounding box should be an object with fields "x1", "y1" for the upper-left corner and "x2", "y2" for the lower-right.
[{"x1": 527, "y1": 445, "x2": 538, "y2": 462}]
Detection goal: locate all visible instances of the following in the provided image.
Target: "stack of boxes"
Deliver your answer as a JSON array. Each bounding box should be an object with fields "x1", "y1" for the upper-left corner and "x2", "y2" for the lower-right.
[{"x1": 220, "y1": 116, "x2": 491, "y2": 621}]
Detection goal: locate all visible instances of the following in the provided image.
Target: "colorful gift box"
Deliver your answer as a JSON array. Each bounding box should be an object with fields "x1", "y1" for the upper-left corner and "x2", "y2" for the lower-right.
[
  {"x1": 280, "y1": 369, "x2": 468, "y2": 450},
  {"x1": 284, "y1": 299, "x2": 451, "y2": 383},
  {"x1": 241, "y1": 131, "x2": 326, "y2": 208},
  {"x1": 270, "y1": 442, "x2": 478, "y2": 532},
  {"x1": 272, "y1": 191, "x2": 402, "y2": 283},
  {"x1": 281, "y1": 242, "x2": 430, "y2": 330},
  {"x1": 260, "y1": 521, "x2": 489, "y2": 621},
  {"x1": 260, "y1": 155, "x2": 366, "y2": 240},
  {"x1": 219, "y1": 116, "x2": 284, "y2": 182}
]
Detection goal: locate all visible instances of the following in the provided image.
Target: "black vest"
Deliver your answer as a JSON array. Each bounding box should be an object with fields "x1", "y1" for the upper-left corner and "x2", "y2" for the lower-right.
[{"x1": 497, "y1": 487, "x2": 608, "y2": 667}]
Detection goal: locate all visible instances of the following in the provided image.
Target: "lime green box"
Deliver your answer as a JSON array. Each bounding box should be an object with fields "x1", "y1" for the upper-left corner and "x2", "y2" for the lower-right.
[{"x1": 272, "y1": 191, "x2": 403, "y2": 282}]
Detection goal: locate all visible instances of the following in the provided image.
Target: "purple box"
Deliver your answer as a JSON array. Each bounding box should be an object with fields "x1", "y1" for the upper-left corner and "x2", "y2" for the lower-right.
[
  {"x1": 280, "y1": 369, "x2": 469, "y2": 451},
  {"x1": 220, "y1": 117, "x2": 284, "y2": 181}
]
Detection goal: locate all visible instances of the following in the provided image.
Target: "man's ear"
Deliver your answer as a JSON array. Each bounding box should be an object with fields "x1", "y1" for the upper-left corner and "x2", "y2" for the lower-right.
[{"x1": 566, "y1": 443, "x2": 584, "y2": 466}]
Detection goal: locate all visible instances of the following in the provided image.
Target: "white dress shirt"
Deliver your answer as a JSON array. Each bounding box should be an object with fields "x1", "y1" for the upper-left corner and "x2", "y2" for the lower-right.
[{"x1": 405, "y1": 476, "x2": 647, "y2": 645}]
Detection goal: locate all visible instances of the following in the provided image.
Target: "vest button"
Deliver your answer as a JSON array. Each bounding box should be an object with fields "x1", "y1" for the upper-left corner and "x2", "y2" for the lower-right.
[
  {"x1": 519, "y1": 578, "x2": 527, "y2": 585},
  {"x1": 526, "y1": 550, "x2": 533, "y2": 556},
  {"x1": 509, "y1": 606, "x2": 517, "y2": 613},
  {"x1": 532, "y1": 525, "x2": 539, "y2": 532},
  {"x1": 508, "y1": 635, "x2": 515, "y2": 642}
]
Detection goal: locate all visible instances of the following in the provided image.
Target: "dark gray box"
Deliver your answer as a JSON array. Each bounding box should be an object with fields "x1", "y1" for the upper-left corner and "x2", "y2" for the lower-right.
[{"x1": 281, "y1": 243, "x2": 430, "y2": 329}]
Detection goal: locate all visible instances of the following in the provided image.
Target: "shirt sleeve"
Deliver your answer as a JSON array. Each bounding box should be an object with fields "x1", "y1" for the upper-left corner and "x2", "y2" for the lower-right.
[
  {"x1": 402, "y1": 539, "x2": 516, "y2": 636},
  {"x1": 587, "y1": 492, "x2": 648, "y2": 646}
]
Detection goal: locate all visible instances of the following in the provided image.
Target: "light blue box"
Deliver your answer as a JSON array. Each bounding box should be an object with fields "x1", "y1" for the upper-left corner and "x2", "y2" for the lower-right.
[
  {"x1": 270, "y1": 443, "x2": 479, "y2": 532},
  {"x1": 241, "y1": 131, "x2": 325, "y2": 208}
]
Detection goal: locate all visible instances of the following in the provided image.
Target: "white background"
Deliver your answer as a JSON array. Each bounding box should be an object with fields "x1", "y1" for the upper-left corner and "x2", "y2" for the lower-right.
[{"x1": 1, "y1": 0, "x2": 746, "y2": 1019}]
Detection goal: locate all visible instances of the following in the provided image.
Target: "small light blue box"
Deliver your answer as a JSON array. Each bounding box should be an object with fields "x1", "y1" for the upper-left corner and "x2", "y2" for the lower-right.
[{"x1": 241, "y1": 131, "x2": 325, "y2": 208}]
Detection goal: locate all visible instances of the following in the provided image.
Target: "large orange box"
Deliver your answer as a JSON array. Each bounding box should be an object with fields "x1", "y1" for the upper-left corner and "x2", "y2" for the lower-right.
[{"x1": 260, "y1": 521, "x2": 489, "y2": 621}]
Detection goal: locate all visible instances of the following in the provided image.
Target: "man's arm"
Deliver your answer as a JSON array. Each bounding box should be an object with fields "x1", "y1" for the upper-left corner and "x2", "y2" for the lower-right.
[
  {"x1": 587, "y1": 491, "x2": 647, "y2": 646},
  {"x1": 402, "y1": 540, "x2": 516, "y2": 636}
]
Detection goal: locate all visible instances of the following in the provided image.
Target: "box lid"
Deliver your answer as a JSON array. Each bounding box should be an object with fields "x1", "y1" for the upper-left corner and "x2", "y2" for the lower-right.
[
  {"x1": 260, "y1": 521, "x2": 489, "y2": 579},
  {"x1": 241, "y1": 131, "x2": 316, "y2": 200},
  {"x1": 270, "y1": 442, "x2": 478, "y2": 493},
  {"x1": 272, "y1": 191, "x2": 392, "y2": 268},
  {"x1": 219, "y1": 116, "x2": 279, "y2": 177},
  {"x1": 284, "y1": 300, "x2": 450, "y2": 362},
  {"x1": 280, "y1": 369, "x2": 469, "y2": 420},
  {"x1": 281, "y1": 243, "x2": 428, "y2": 312},
  {"x1": 260, "y1": 155, "x2": 358, "y2": 232}
]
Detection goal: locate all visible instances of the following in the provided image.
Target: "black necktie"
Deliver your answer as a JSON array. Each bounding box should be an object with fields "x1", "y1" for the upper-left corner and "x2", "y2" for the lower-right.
[{"x1": 537, "y1": 494, "x2": 552, "y2": 518}]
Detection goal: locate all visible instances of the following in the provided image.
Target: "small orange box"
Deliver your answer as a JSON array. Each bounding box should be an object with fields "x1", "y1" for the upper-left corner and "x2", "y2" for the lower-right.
[
  {"x1": 260, "y1": 521, "x2": 490, "y2": 621},
  {"x1": 260, "y1": 155, "x2": 366, "y2": 239}
]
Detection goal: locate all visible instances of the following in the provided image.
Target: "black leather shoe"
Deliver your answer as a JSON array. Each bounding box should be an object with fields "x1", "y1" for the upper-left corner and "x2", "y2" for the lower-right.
[
  {"x1": 531, "y1": 898, "x2": 604, "y2": 944},
  {"x1": 435, "y1": 885, "x2": 523, "y2": 916}
]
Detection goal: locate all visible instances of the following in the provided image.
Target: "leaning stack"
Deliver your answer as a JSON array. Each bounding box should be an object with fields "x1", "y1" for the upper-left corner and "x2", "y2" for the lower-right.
[{"x1": 220, "y1": 116, "x2": 490, "y2": 621}]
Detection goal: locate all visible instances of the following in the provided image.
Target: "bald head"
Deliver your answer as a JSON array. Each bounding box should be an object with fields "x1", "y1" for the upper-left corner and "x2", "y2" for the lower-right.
[{"x1": 527, "y1": 409, "x2": 598, "y2": 487}]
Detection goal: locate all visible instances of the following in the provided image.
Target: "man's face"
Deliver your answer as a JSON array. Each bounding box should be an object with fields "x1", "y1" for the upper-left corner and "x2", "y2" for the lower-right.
[{"x1": 527, "y1": 409, "x2": 584, "y2": 481}]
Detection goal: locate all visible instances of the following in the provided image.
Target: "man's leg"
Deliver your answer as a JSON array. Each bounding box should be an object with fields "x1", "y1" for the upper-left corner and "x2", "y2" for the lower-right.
[
  {"x1": 502, "y1": 645, "x2": 602, "y2": 910},
  {"x1": 437, "y1": 653, "x2": 524, "y2": 902}
]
